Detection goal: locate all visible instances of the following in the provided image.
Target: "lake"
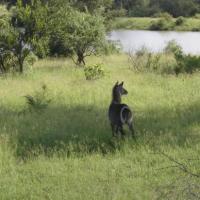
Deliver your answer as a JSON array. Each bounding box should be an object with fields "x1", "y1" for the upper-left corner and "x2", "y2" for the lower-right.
[{"x1": 107, "y1": 30, "x2": 200, "y2": 54}]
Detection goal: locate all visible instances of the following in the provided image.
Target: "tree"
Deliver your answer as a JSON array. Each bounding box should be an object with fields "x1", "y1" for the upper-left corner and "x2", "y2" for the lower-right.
[
  {"x1": 12, "y1": 0, "x2": 49, "y2": 58},
  {"x1": 0, "y1": 5, "x2": 16, "y2": 73},
  {"x1": 65, "y1": 11, "x2": 106, "y2": 65},
  {"x1": 48, "y1": 1, "x2": 106, "y2": 65},
  {"x1": 159, "y1": 0, "x2": 199, "y2": 17},
  {"x1": 0, "y1": 0, "x2": 49, "y2": 73}
]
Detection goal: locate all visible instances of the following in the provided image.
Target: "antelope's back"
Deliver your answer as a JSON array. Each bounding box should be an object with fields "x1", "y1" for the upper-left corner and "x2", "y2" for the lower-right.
[{"x1": 108, "y1": 103, "x2": 131, "y2": 125}]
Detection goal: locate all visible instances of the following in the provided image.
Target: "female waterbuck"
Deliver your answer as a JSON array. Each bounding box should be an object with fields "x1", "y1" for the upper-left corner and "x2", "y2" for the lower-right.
[{"x1": 108, "y1": 81, "x2": 135, "y2": 138}]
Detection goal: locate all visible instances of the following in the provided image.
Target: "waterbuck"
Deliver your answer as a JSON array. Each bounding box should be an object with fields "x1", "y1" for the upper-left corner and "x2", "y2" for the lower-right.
[{"x1": 108, "y1": 81, "x2": 135, "y2": 138}]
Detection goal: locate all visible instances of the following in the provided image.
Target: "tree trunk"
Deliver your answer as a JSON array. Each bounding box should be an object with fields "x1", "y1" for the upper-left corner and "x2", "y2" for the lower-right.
[
  {"x1": 77, "y1": 50, "x2": 85, "y2": 66},
  {"x1": 18, "y1": 57, "x2": 23, "y2": 73},
  {"x1": 19, "y1": 61, "x2": 23, "y2": 73},
  {"x1": 0, "y1": 56, "x2": 6, "y2": 73}
]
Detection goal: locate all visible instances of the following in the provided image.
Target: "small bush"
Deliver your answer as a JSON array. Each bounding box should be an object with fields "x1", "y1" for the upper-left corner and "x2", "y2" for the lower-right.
[
  {"x1": 108, "y1": 9, "x2": 127, "y2": 18},
  {"x1": 153, "y1": 12, "x2": 173, "y2": 20},
  {"x1": 164, "y1": 40, "x2": 183, "y2": 55},
  {"x1": 23, "y1": 52, "x2": 38, "y2": 72},
  {"x1": 24, "y1": 84, "x2": 52, "y2": 112},
  {"x1": 164, "y1": 41, "x2": 200, "y2": 74},
  {"x1": 192, "y1": 27, "x2": 200, "y2": 32},
  {"x1": 101, "y1": 41, "x2": 121, "y2": 55},
  {"x1": 175, "y1": 16, "x2": 185, "y2": 26},
  {"x1": 84, "y1": 64, "x2": 105, "y2": 80},
  {"x1": 150, "y1": 17, "x2": 174, "y2": 30},
  {"x1": 128, "y1": 48, "x2": 162, "y2": 72},
  {"x1": 135, "y1": 46, "x2": 149, "y2": 57},
  {"x1": 0, "y1": 51, "x2": 17, "y2": 73},
  {"x1": 175, "y1": 53, "x2": 200, "y2": 74},
  {"x1": 25, "y1": 52, "x2": 38, "y2": 66}
]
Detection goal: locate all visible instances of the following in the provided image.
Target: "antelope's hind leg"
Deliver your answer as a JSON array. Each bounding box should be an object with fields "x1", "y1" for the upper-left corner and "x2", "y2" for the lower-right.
[
  {"x1": 111, "y1": 123, "x2": 117, "y2": 137},
  {"x1": 128, "y1": 122, "x2": 135, "y2": 139},
  {"x1": 118, "y1": 125, "x2": 126, "y2": 138}
]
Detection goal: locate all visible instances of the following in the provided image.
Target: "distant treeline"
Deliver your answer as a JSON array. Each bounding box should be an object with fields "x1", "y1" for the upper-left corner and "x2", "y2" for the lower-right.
[
  {"x1": 3, "y1": 0, "x2": 200, "y2": 17},
  {"x1": 114, "y1": 0, "x2": 200, "y2": 17}
]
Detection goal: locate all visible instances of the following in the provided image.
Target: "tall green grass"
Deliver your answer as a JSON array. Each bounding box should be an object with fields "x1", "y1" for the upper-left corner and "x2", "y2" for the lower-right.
[{"x1": 0, "y1": 54, "x2": 200, "y2": 199}]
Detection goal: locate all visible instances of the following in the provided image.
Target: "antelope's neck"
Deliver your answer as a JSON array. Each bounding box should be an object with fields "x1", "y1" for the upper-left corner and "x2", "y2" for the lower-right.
[{"x1": 112, "y1": 93, "x2": 121, "y2": 104}]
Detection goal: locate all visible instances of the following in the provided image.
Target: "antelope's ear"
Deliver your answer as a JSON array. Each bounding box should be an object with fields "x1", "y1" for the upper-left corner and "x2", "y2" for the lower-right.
[
  {"x1": 115, "y1": 81, "x2": 119, "y2": 86},
  {"x1": 119, "y1": 81, "x2": 124, "y2": 86}
]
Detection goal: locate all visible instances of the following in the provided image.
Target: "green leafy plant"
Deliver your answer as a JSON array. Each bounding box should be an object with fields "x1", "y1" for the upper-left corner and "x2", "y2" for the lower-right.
[
  {"x1": 175, "y1": 16, "x2": 185, "y2": 26},
  {"x1": 128, "y1": 47, "x2": 161, "y2": 72},
  {"x1": 164, "y1": 40, "x2": 183, "y2": 55},
  {"x1": 24, "y1": 84, "x2": 51, "y2": 112},
  {"x1": 84, "y1": 64, "x2": 105, "y2": 80},
  {"x1": 150, "y1": 16, "x2": 174, "y2": 30}
]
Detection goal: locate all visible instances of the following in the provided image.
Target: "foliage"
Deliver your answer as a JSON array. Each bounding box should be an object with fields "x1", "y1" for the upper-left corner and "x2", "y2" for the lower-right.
[
  {"x1": 128, "y1": 48, "x2": 163, "y2": 72},
  {"x1": 84, "y1": 63, "x2": 105, "y2": 80},
  {"x1": 164, "y1": 40, "x2": 200, "y2": 74},
  {"x1": 71, "y1": 0, "x2": 113, "y2": 14},
  {"x1": 0, "y1": 5, "x2": 14, "y2": 73},
  {"x1": 164, "y1": 40, "x2": 183, "y2": 55},
  {"x1": 24, "y1": 51, "x2": 38, "y2": 66},
  {"x1": 12, "y1": 0, "x2": 49, "y2": 58},
  {"x1": 112, "y1": 17, "x2": 200, "y2": 31},
  {"x1": 175, "y1": 16, "x2": 185, "y2": 25},
  {"x1": 101, "y1": 40, "x2": 121, "y2": 55},
  {"x1": 4, "y1": 0, "x2": 200, "y2": 18},
  {"x1": 150, "y1": 16, "x2": 174, "y2": 30},
  {"x1": 113, "y1": 0, "x2": 200, "y2": 17},
  {"x1": 0, "y1": 0, "x2": 49, "y2": 73},
  {"x1": 47, "y1": 1, "x2": 107, "y2": 65},
  {"x1": 24, "y1": 84, "x2": 51, "y2": 112},
  {"x1": 152, "y1": 12, "x2": 172, "y2": 18},
  {"x1": 174, "y1": 53, "x2": 200, "y2": 74}
]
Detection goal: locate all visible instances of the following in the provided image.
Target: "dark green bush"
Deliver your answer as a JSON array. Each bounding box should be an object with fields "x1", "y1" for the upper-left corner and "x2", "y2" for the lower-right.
[
  {"x1": 175, "y1": 16, "x2": 185, "y2": 26},
  {"x1": 164, "y1": 40, "x2": 183, "y2": 55},
  {"x1": 150, "y1": 17, "x2": 174, "y2": 30},
  {"x1": 24, "y1": 84, "x2": 52, "y2": 112},
  {"x1": 128, "y1": 48, "x2": 164, "y2": 73},
  {"x1": 153, "y1": 12, "x2": 173, "y2": 19},
  {"x1": 175, "y1": 53, "x2": 200, "y2": 74}
]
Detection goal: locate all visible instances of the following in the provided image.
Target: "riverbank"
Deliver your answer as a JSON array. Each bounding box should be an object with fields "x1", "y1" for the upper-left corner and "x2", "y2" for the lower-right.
[{"x1": 111, "y1": 17, "x2": 200, "y2": 31}]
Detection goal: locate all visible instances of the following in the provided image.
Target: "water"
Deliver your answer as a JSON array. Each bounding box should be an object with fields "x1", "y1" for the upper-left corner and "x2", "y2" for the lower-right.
[{"x1": 107, "y1": 30, "x2": 200, "y2": 54}]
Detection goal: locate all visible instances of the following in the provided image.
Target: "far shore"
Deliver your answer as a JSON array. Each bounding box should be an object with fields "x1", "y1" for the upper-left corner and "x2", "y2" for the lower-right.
[{"x1": 111, "y1": 17, "x2": 200, "y2": 32}]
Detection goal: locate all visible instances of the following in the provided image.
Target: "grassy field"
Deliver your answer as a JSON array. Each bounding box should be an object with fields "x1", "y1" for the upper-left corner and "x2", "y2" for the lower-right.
[
  {"x1": 0, "y1": 54, "x2": 200, "y2": 199},
  {"x1": 112, "y1": 17, "x2": 200, "y2": 31}
]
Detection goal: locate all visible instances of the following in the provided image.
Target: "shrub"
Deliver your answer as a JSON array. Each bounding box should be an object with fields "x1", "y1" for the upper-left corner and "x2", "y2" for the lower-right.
[
  {"x1": 108, "y1": 9, "x2": 127, "y2": 18},
  {"x1": 128, "y1": 48, "x2": 162, "y2": 72},
  {"x1": 164, "y1": 40, "x2": 183, "y2": 55},
  {"x1": 175, "y1": 16, "x2": 185, "y2": 25},
  {"x1": 153, "y1": 12, "x2": 173, "y2": 19},
  {"x1": 0, "y1": 51, "x2": 16, "y2": 73},
  {"x1": 24, "y1": 84, "x2": 52, "y2": 112},
  {"x1": 150, "y1": 17, "x2": 174, "y2": 30},
  {"x1": 135, "y1": 46, "x2": 149, "y2": 57},
  {"x1": 175, "y1": 53, "x2": 200, "y2": 74},
  {"x1": 101, "y1": 41, "x2": 121, "y2": 55},
  {"x1": 192, "y1": 27, "x2": 200, "y2": 32},
  {"x1": 84, "y1": 64, "x2": 105, "y2": 80},
  {"x1": 164, "y1": 42, "x2": 200, "y2": 74}
]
